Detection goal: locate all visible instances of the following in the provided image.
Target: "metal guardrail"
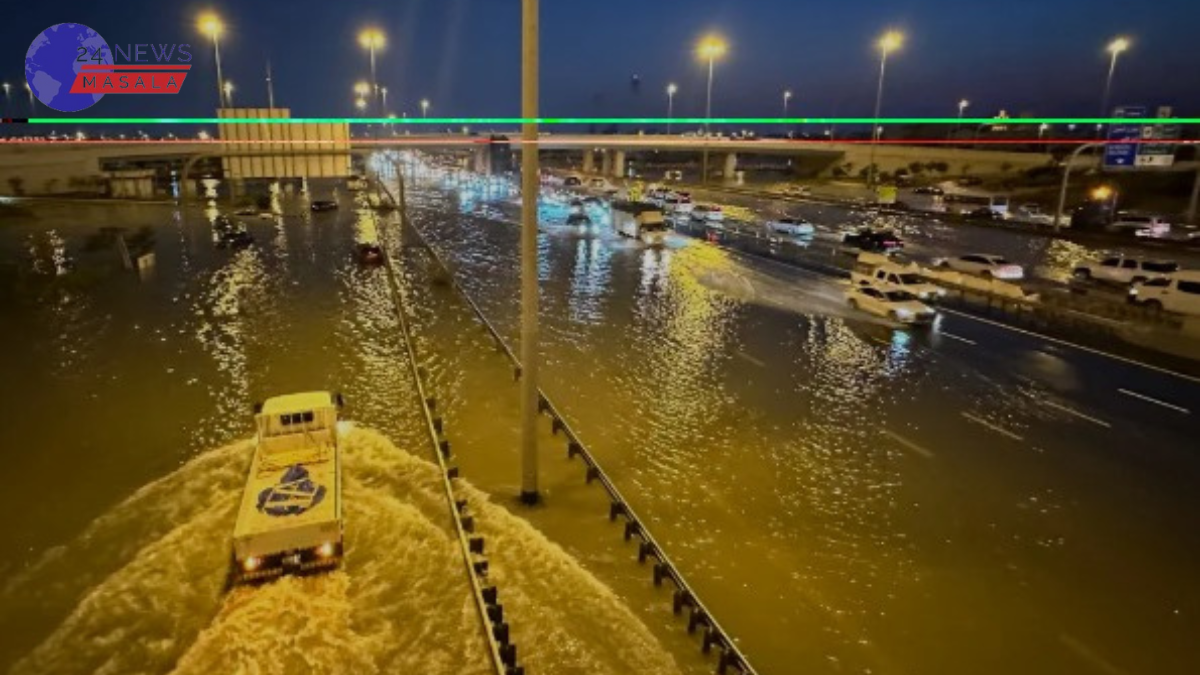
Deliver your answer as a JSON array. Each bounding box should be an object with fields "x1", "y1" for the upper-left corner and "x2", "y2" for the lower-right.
[
  {"x1": 392, "y1": 172, "x2": 759, "y2": 675},
  {"x1": 374, "y1": 175, "x2": 523, "y2": 675}
]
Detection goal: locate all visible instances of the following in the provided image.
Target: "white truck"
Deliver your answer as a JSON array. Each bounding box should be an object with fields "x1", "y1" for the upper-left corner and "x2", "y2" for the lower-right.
[
  {"x1": 612, "y1": 201, "x2": 669, "y2": 246},
  {"x1": 851, "y1": 253, "x2": 946, "y2": 301},
  {"x1": 230, "y1": 391, "x2": 345, "y2": 586}
]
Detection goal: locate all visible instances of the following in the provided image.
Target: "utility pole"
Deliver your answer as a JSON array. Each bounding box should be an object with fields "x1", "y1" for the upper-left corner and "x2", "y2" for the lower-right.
[
  {"x1": 519, "y1": 0, "x2": 540, "y2": 505},
  {"x1": 1054, "y1": 142, "x2": 1101, "y2": 232},
  {"x1": 265, "y1": 60, "x2": 275, "y2": 109}
]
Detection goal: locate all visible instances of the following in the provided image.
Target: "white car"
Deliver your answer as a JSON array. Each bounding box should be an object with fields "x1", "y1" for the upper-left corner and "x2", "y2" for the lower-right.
[
  {"x1": 691, "y1": 204, "x2": 724, "y2": 222},
  {"x1": 1108, "y1": 214, "x2": 1171, "y2": 238},
  {"x1": 1128, "y1": 271, "x2": 1200, "y2": 316},
  {"x1": 934, "y1": 254, "x2": 1025, "y2": 280},
  {"x1": 663, "y1": 193, "x2": 694, "y2": 214},
  {"x1": 1011, "y1": 204, "x2": 1056, "y2": 226},
  {"x1": 1073, "y1": 257, "x2": 1179, "y2": 285},
  {"x1": 851, "y1": 263, "x2": 947, "y2": 301},
  {"x1": 765, "y1": 217, "x2": 815, "y2": 238},
  {"x1": 586, "y1": 177, "x2": 611, "y2": 190},
  {"x1": 845, "y1": 285, "x2": 938, "y2": 325},
  {"x1": 783, "y1": 185, "x2": 812, "y2": 198}
]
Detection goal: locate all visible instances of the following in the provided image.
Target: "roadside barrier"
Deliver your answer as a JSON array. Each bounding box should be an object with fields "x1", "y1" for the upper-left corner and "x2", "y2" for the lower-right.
[{"x1": 391, "y1": 172, "x2": 759, "y2": 675}]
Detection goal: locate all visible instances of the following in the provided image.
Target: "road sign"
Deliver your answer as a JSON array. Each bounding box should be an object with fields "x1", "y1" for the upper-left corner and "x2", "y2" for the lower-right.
[
  {"x1": 1136, "y1": 123, "x2": 1180, "y2": 168},
  {"x1": 1103, "y1": 106, "x2": 1146, "y2": 169}
]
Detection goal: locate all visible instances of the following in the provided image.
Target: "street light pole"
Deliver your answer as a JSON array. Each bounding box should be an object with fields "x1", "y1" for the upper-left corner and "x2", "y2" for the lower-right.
[
  {"x1": 666, "y1": 83, "x2": 677, "y2": 135},
  {"x1": 265, "y1": 60, "x2": 275, "y2": 109},
  {"x1": 519, "y1": 0, "x2": 540, "y2": 505},
  {"x1": 223, "y1": 81, "x2": 233, "y2": 108},
  {"x1": 783, "y1": 89, "x2": 792, "y2": 117},
  {"x1": 381, "y1": 87, "x2": 388, "y2": 115},
  {"x1": 1099, "y1": 37, "x2": 1129, "y2": 138},
  {"x1": 953, "y1": 99, "x2": 968, "y2": 138},
  {"x1": 868, "y1": 30, "x2": 902, "y2": 189},
  {"x1": 1054, "y1": 142, "x2": 1101, "y2": 232},
  {"x1": 359, "y1": 29, "x2": 385, "y2": 117},
  {"x1": 198, "y1": 14, "x2": 226, "y2": 108},
  {"x1": 421, "y1": 99, "x2": 430, "y2": 118},
  {"x1": 696, "y1": 35, "x2": 726, "y2": 184}
]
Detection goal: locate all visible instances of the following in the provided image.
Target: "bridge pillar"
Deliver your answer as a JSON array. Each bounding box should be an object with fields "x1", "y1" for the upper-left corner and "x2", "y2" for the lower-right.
[
  {"x1": 581, "y1": 150, "x2": 595, "y2": 174},
  {"x1": 722, "y1": 153, "x2": 738, "y2": 183},
  {"x1": 601, "y1": 150, "x2": 613, "y2": 178},
  {"x1": 612, "y1": 150, "x2": 626, "y2": 179},
  {"x1": 473, "y1": 146, "x2": 492, "y2": 175}
]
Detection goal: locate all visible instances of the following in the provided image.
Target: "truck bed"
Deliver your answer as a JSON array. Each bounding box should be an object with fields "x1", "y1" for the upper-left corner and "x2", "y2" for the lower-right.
[{"x1": 232, "y1": 443, "x2": 342, "y2": 561}]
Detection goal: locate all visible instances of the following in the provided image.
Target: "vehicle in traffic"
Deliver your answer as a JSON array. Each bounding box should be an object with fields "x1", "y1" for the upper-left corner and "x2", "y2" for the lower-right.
[
  {"x1": 1010, "y1": 204, "x2": 1056, "y2": 226},
  {"x1": 612, "y1": 201, "x2": 669, "y2": 245},
  {"x1": 966, "y1": 207, "x2": 1005, "y2": 221},
  {"x1": 563, "y1": 175, "x2": 583, "y2": 187},
  {"x1": 230, "y1": 391, "x2": 345, "y2": 586},
  {"x1": 933, "y1": 253, "x2": 1025, "y2": 279},
  {"x1": 356, "y1": 243, "x2": 385, "y2": 265},
  {"x1": 1128, "y1": 271, "x2": 1200, "y2": 316},
  {"x1": 956, "y1": 176, "x2": 984, "y2": 187},
  {"x1": 663, "y1": 192, "x2": 694, "y2": 214},
  {"x1": 913, "y1": 186, "x2": 945, "y2": 196},
  {"x1": 845, "y1": 285, "x2": 938, "y2": 325},
  {"x1": 765, "y1": 217, "x2": 815, "y2": 238},
  {"x1": 311, "y1": 200, "x2": 338, "y2": 212},
  {"x1": 783, "y1": 185, "x2": 812, "y2": 197},
  {"x1": 1107, "y1": 213, "x2": 1171, "y2": 238},
  {"x1": 1073, "y1": 256, "x2": 1179, "y2": 285},
  {"x1": 944, "y1": 193, "x2": 1010, "y2": 217},
  {"x1": 842, "y1": 228, "x2": 904, "y2": 253},
  {"x1": 663, "y1": 170, "x2": 683, "y2": 181},
  {"x1": 852, "y1": 262, "x2": 947, "y2": 300},
  {"x1": 586, "y1": 177, "x2": 611, "y2": 190},
  {"x1": 897, "y1": 190, "x2": 946, "y2": 213},
  {"x1": 691, "y1": 204, "x2": 725, "y2": 222}
]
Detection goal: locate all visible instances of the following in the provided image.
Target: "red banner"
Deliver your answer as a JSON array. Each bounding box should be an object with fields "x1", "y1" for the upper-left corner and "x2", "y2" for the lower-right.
[{"x1": 69, "y1": 71, "x2": 189, "y2": 94}]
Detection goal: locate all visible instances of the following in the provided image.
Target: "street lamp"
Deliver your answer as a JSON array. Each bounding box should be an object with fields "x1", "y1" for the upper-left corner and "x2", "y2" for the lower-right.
[
  {"x1": 358, "y1": 28, "x2": 385, "y2": 114},
  {"x1": 25, "y1": 82, "x2": 34, "y2": 110},
  {"x1": 666, "y1": 83, "x2": 677, "y2": 134},
  {"x1": 1099, "y1": 36, "x2": 1130, "y2": 137},
  {"x1": 868, "y1": 29, "x2": 903, "y2": 187},
  {"x1": 197, "y1": 13, "x2": 226, "y2": 108},
  {"x1": 783, "y1": 89, "x2": 793, "y2": 117},
  {"x1": 696, "y1": 34, "x2": 727, "y2": 183},
  {"x1": 2, "y1": 83, "x2": 9, "y2": 113},
  {"x1": 223, "y1": 81, "x2": 234, "y2": 107},
  {"x1": 355, "y1": 97, "x2": 366, "y2": 112},
  {"x1": 381, "y1": 86, "x2": 388, "y2": 114},
  {"x1": 420, "y1": 98, "x2": 430, "y2": 118},
  {"x1": 952, "y1": 98, "x2": 969, "y2": 139}
]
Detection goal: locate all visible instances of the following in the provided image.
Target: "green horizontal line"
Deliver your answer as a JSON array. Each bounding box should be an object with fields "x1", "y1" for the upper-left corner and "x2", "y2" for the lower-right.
[{"x1": 20, "y1": 117, "x2": 1200, "y2": 125}]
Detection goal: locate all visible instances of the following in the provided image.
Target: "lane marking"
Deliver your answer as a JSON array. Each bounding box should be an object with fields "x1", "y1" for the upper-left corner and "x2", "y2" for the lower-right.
[
  {"x1": 940, "y1": 331, "x2": 976, "y2": 345},
  {"x1": 961, "y1": 412, "x2": 1025, "y2": 441},
  {"x1": 1059, "y1": 633, "x2": 1130, "y2": 675},
  {"x1": 940, "y1": 307, "x2": 1200, "y2": 385},
  {"x1": 1043, "y1": 400, "x2": 1112, "y2": 428},
  {"x1": 734, "y1": 350, "x2": 765, "y2": 367},
  {"x1": 882, "y1": 429, "x2": 935, "y2": 458},
  {"x1": 870, "y1": 336, "x2": 890, "y2": 346},
  {"x1": 1117, "y1": 388, "x2": 1191, "y2": 414}
]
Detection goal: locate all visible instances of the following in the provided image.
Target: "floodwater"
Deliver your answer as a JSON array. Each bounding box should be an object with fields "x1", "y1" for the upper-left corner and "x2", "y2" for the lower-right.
[
  {"x1": 2, "y1": 170, "x2": 1198, "y2": 675},
  {"x1": 390, "y1": 163, "x2": 1200, "y2": 675},
  {"x1": 0, "y1": 196, "x2": 683, "y2": 675}
]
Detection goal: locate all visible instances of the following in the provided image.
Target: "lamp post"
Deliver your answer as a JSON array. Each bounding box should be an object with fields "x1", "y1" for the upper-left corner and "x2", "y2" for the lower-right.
[
  {"x1": 358, "y1": 28, "x2": 385, "y2": 115},
  {"x1": 666, "y1": 83, "x2": 677, "y2": 134},
  {"x1": 222, "y1": 81, "x2": 233, "y2": 107},
  {"x1": 381, "y1": 87, "x2": 388, "y2": 115},
  {"x1": 420, "y1": 99, "x2": 430, "y2": 118},
  {"x1": 952, "y1": 98, "x2": 968, "y2": 138},
  {"x1": 783, "y1": 89, "x2": 793, "y2": 117},
  {"x1": 867, "y1": 30, "x2": 903, "y2": 188},
  {"x1": 198, "y1": 13, "x2": 226, "y2": 108},
  {"x1": 1099, "y1": 36, "x2": 1130, "y2": 138},
  {"x1": 518, "y1": 0, "x2": 540, "y2": 504},
  {"x1": 696, "y1": 34, "x2": 727, "y2": 183},
  {"x1": 2, "y1": 83, "x2": 9, "y2": 114}
]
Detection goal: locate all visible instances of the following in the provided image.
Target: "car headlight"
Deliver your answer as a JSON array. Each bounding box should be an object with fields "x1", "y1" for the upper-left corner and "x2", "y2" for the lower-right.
[
  {"x1": 242, "y1": 556, "x2": 261, "y2": 572},
  {"x1": 317, "y1": 542, "x2": 337, "y2": 558},
  {"x1": 893, "y1": 308, "x2": 913, "y2": 319}
]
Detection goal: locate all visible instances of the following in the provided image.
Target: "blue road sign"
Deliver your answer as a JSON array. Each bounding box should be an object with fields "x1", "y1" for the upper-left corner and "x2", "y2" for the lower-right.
[{"x1": 1104, "y1": 106, "x2": 1146, "y2": 169}]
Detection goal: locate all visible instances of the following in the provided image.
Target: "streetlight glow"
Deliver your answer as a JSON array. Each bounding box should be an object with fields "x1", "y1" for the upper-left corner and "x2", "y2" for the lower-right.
[
  {"x1": 878, "y1": 30, "x2": 903, "y2": 54},
  {"x1": 421, "y1": 99, "x2": 430, "y2": 118},
  {"x1": 354, "y1": 81, "x2": 370, "y2": 96},
  {"x1": 222, "y1": 81, "x2": 233, "y2": 106},
  {"x1": 355, "y1": 97, "x2": 366, "y2": 111},
  {"x1": 198, "y1": 13, "x2": 224, "y2": 38},
  {"x1": 868, "y1": 29, "x2": 904, "y2": 186},
  {"x1": 667, "y1": 83, "x2": 677, "y2": 96},
  {"x1": 697, "y1": 35, "x2": 727, "y2": 61},
  {"x1": 358, "y1": 28, "x2": 385, "y2": 50},
  {"x1": 1107, "y1": 37, "x2": 1130, "y2": 55},
  {"x1": 696, "y1": 33, "x2": 728, "y2": 183}
]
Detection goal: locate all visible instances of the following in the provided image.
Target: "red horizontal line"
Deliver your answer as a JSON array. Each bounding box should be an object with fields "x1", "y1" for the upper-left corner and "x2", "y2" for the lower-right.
[{"x1": 80, "y1": 65, "x2": 191, "y2": 70}]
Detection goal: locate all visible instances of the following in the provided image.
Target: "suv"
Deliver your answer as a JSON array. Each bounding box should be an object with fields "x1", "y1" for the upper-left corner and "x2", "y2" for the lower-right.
[
  {"x1": 1107, "y1": 213, "x2": 1171, "y2": 238},
  {"x1": 1128, "y1": 271, "x2": 1200, "y2": 316},
  {"x1": 1073, "y1": 257, "x2": 1179, "y2": 285}
]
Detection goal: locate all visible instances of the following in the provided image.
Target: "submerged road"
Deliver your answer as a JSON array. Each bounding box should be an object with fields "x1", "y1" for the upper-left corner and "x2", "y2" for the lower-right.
[{"x1": 398, "y1": 165, "x2": 1200, "y2": 675}]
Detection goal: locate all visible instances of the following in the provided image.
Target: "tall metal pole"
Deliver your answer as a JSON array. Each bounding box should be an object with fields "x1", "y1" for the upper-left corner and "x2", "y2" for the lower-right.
[
  {"x1": 519, "y1": 0, "x2": 540, "y2": 505},
  {"x1": 212, "y1": 35, "x2": 225, "y2": 108},
  {"x1": 1054, "y1": 142, "x2": 1100, "y2": 232},
  {"x1": 667, "y1": 88, "x2": 674, "y2": 135},
  {"x1": 1098, "y1": 49, "x2": 1119, "y2": 139},
  {"x1": 701, "y1": 57, "x2": 714, "y2": 184},
  {"x1": 266, "y1": 60, "x2": 275, "y2": 109},
  {"x1": 369, "y1": 45, "x2": 378, "y2": 115},
  {"x1": 867, "y1": 48, "x2": 888, "y2": 188}
]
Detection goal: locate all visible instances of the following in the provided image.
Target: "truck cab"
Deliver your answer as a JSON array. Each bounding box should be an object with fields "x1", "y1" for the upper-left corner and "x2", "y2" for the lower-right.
[
  {"x1": 851, "y1": 259, "x2": 946, "y2": 301},
  {"x1": 231, "y1": 391, "x2": 345, "y2": 585}
]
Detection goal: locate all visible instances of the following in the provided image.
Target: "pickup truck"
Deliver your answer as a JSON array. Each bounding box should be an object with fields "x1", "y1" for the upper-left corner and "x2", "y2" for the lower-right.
[
  {"x1": 230, "y1": 391, "x2": 345, "y2": 586},
  {"x1": 851, "y1": 260, "x2": 946, "y2": 301}
]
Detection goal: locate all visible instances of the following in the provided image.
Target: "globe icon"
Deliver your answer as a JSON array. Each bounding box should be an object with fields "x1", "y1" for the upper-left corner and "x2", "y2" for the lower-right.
[{"x1": 25, "y1": 23, "x2": 110, "y2": 113}]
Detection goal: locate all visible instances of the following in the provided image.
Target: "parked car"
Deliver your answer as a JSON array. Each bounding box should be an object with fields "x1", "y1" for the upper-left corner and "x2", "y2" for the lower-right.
[
  {"x1": 1073, "y1": 257, "x2": 1179, "y2": 285},
  {"x1": 765, "y1": 217, "x2": 815, "y2": 238},
  {"x1": 1128, "y1": 271, "x2": 1200, "y2": 316},
  {"x1": 933, "y1": 254, "x2": 1025, "y2": 280},
  {"x1": 1107, "y1": 213, "x2": 1171, "y2": 238},
  {"x1": 842, "y1": 229, "x2": 904, "y2": 253},
  {"x1": 845, "y1": 285, "x2": 938, "y2": 325},
  {"x1": 311, "y1": 200, "x2": 338, "y2": 212}
]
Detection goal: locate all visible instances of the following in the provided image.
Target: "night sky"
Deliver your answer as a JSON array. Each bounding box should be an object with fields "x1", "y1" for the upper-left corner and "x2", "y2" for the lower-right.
[{"x1": 6, "y1": 0, "x2": 1200, "y2": 122}]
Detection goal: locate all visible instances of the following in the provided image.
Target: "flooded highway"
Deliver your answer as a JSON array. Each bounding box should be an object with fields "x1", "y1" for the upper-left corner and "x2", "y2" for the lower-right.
[
  {"x1": 396, "y1": 164, "x2": 1200, "y2": 675},
  {"x1": 1, "y1": 170, "x2": 1198, "y2": 675}
]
